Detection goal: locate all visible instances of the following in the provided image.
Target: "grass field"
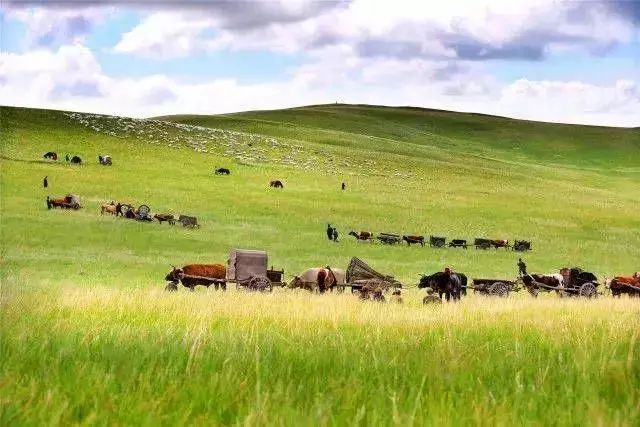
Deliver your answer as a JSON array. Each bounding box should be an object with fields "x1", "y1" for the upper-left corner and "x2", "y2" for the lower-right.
[{"x1": 1, "y1": 104, "x2": 639, "y2": 425}]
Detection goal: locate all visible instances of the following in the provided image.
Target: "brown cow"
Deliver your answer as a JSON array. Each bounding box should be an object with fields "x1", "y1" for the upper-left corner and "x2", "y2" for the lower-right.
[
  {"x1": 403, "y1": 235, "x2": 425, "y2": 247},
  {"x1": 101, "y1": 202, "x2": 117, "y2": 215},
  {"x1": 348, "y1": 231, "x2": 373, "y2": 241},
  {"x1": 608, "y1": 275, "x2": 640, "y2": 297},
  {"x1": 165, "y1": 264, "x2": 226, "y2": 291}
]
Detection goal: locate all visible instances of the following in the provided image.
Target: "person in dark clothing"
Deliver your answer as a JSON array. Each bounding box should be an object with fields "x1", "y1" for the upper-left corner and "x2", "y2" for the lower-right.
[
  {"x1": 332, "y1": 228, "x2": 339, "y2": 242},
  {"x1": 341, "y1": 182, "x2": 346, "y2": 190},
  {"x1": 65, "y1": 154, "x2": 70, "y2": 162},
  {"x1": 326, "y1": 224, "x2": 333, "y2": 240},
  {"x1": 43, "y1": 176, "x2": 48, "y2": 188},
  {"x1": 517, "y1": 258, "x2": 527, "y2": 276}
]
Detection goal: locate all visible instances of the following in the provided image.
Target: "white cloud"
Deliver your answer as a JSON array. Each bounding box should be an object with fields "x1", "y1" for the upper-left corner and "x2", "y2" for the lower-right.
[{"x1": 1, "y1": 43, "x2": 638, "y2": 127}]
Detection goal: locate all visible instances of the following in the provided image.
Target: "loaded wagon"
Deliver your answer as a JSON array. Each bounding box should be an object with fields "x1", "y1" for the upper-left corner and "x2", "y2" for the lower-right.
[
  {"x1": 120, "y1": 204, "x2": 153, "y2": 221},
  {"x1": 226, "y1": 249, "x2": 286, "y2": 292},
  {"x1": 429, "y1": 236, "x2": 446, "y2": 248},
  {"x1": 47, "y1": 194, "x2": 82, "y2": 210},
  {"x1": 513, "y1": 240, "x2": 532, "y2": 252},
  {"x1": 178, "y1": 215, "x2": 199, "y2": 228},
  {"x1": 523, "y1": 267, "x2": 599, "y2": 298},
  {"x1": 339, "y1": 257, "x2": 402, "y2": 297},
  {"x1": 467, "y1": 278, "x2": 520, "y2": 297},
  {"x1": 377, "y1": 233, "x2": 402, "y2": 245}
]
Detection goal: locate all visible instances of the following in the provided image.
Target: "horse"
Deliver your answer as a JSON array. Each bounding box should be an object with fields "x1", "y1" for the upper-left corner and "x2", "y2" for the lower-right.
[
  {"x1": 348, "y1": 231, "x2": 373, "y2": 241},
  {"x1": 215, "y1": 168, "x2": 230, "y2": 175},
  {"x1": 418, "y1": 271, "x2": 465, "y2": 302},
  {"x1": 288, "y1": 267, "x2": 345, "y2": 293},
  {"x1": 101, "y1": 202, "x2": 117, "y2": 215},
  {"x1": 270, "y1": 180, "x2": 284, "y2": 188}
]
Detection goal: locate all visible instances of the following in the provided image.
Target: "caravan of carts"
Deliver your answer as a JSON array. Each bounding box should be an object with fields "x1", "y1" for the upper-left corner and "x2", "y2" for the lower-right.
[{"x1": 165, "y1": 249, "x2": 620, "y2": 301}]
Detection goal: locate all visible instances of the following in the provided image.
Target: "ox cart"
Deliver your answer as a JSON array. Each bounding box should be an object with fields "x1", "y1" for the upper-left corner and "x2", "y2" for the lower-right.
[
  {"x1": 429, "y1": 236, "x2": 446, "y2": 248},
  {"x1": 524, "y1": 267, "x2": 599, "y2": 298},
  {"x1": 47, "y1": 194, "x2": 82, "y2": 210},
  {"x1": 121, "y1": 204, "x2": 153, "y2": 221},
  {"x1": 513, "y1": 240, "x2": 531, "y2": 252},
  {"x1": 467, "y1": 278, "x2": 520, "y2": 297},
  {"x1": 226, "y1": 249, "x2": 285, "y2": 292},
  {"x1": 178, "y1": 215, "x2": 199, "y2": 228},
  {"x1": 377, "y1": 233, "x2": 402, "y2": 245},
  {"x1": 339, "y1": 257, "x2": 402, "y2": 297}
]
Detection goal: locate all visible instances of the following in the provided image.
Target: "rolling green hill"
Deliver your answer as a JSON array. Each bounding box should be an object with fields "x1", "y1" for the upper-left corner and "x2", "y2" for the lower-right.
[{"x1": 1, "y1": 104, "x2": 639, "y2": 425}]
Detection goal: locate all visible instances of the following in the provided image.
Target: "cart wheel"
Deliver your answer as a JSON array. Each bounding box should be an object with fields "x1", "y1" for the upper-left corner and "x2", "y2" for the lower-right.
[
  {"x1": 489, "y1": 282, "x2": 509, "y2": 297},
  {"x1": 249, "y1": 275, "x2": 272, "y2": 292},
  {"x1": 579, "y1": 282, "x2": 597, "y2": 298},
  {"x1": 165, "y1": 282, "x2": 178, "y2": 292},
  {"x1": 423, "y1": 295, "x2": 442, "y2": 305}
]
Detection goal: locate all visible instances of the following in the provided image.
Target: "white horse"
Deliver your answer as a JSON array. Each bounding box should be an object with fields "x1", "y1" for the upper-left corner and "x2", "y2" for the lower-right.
[{"x1": 288, "y1": 267, "x2": 346, "y2": 292}]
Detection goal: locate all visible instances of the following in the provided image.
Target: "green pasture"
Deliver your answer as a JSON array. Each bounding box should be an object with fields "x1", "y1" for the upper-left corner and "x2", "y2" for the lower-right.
[{"x1": 1, "y1": 104, "x2": 639, "y2": 425}]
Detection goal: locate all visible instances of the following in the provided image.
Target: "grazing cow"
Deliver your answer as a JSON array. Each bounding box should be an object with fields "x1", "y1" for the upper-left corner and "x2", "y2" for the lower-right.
[
  {"x1": 43, "y1": 152, "x2": 57, "y2": 160},
  {"x1": 419, "y1": 270, "x2": 466, "y2": 302},
  {"x1": 165, "y1": 264, "x2": 227, "y2": 291},
  {"x1": 70, "y1": 156, "x2": 82, "y2": 164},
  {"x1": 98, "y1": 155, "x2": 112, "y2": 166},
  {"x1": 403, "y1": 235, "x2": 425, "y2": 247},
  {"x1": 348, "y1": 231, "x2": 373, "y2": 241},
  {"x1": 288, "y1": 267, "x2": 346, "y2": 293},
  {"x1": 270, "y1": 180, "x2": 284, "y2": 188},
  {"x1": 154, "y1": 213, "x2": 175, "y2": 225},
  {"x1": 215, "y1": 168, "x2": 230, "y2": 175},
  {"x1": 101, "y1": 202, "x2": 117, "y2": 215}
]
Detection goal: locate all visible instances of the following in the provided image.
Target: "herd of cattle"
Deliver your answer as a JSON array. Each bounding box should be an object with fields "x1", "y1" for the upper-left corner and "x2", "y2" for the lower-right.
[
  {"x1": 345, "y1": 231, "x2": 531, "y2": 251},
  {"x1": 44, "y1": 151, "x2": 112, "y2": 165}
]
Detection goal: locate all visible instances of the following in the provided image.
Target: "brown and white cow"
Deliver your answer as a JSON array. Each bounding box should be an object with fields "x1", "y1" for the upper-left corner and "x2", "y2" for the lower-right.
[{"x1": 165, "y1": 264, "x2": 226, "y2": 291}]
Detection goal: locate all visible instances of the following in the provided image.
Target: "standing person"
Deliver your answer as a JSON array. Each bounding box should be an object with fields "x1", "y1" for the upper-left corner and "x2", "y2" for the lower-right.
[
  {"x1": 65, "y1": 154, "x2": 70, "y2": 162},
  {"x1": 332, "y1": 227, "x2": 339, "y2": 242},
  {"x1": 341, "y1": 182, "x2": 346, "y2": 191},
  {"x1": 518, "y1": 258, "x2": 527, "y2": 276},
  {"x1": 326, "y1": 224, "x2": 333, "y2": 241},
  {"x1": 43, "y1": 176, "x2": 48, "y2": 188}
]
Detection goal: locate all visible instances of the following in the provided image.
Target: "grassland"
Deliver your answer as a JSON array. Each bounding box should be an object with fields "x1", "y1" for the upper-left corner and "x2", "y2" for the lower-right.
[{"x1": 1, "y1": 104, "x2": 639, "y2": 425}]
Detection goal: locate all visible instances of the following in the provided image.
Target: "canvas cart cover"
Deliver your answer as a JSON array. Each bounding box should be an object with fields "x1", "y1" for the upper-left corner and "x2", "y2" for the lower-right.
[
  {"x1": 227, "y1": 249, "x2": 268, "y2": 282},
  {"x1": 67, "y1": 194, "x2": 80, "y2": 204},
  {"x1": 347, "y1": 257, "x2": 390, "y2": 283}
]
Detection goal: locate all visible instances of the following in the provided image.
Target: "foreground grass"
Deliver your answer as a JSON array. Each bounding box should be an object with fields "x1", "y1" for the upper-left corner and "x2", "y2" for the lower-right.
[{"x1": 2, "y1": 287, "x2": 639, "y2": 426}]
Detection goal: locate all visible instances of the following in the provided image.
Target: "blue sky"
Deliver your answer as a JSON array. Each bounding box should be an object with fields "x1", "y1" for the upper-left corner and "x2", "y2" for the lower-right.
[{"x1": 1, "y1": 1, "x2": 638, "y2": 126}]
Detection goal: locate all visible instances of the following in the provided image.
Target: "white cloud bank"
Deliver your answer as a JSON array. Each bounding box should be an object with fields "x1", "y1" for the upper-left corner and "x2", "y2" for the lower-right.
[{"x1": 1, "y1": 43, "x2": 638, "y2": 126}]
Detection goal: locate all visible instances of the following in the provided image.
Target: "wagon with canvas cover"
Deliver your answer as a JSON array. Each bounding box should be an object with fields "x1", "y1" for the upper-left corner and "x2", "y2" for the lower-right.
[
  {"x1": 340, "y1": 257, "x2": 402, "y2": 294},
  {"x1": 468, "y1": 278, "x2": 521, "y2": 297},
  {"x1": 226, "y1": 249, "x2": 285, "y2": 292}
]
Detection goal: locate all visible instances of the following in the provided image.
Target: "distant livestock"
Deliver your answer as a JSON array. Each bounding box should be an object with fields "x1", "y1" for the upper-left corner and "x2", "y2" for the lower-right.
[
  {"x1": 349, "y1": 231, "x2": 373, "y2": 241},
  {"x1": 403, "y1": 235, "x2": 425, "y2": 247},
  {"x1": 178, "y1": 215, "x2": 199, "y2": 228},
  {"x1": 165, "y1": 264, "x2": 226, "y2": 291},
  {"x1": 43, "y1": 152, "x2": 58, "y2": 160},
  {"x1": 154, "y1": 213, "x2": 175, "y2": 225},
  {"x1": 215, "y1": 167, "x2": 230, "y2": 175},
  {"x1": 98, "y1": 155, "x2": 112, "y2": 165},
  {"x1": 270, "y1": 180, "x2": 284, "y2": 188},
  {"x1": 101, "y1": 202, "x2": 117, "y2": 215},
  {"x1": 70, "y1": 156, "x2": 82, "y2": 164},
  {"x1": 47, "y1": 194, "x2": 81, "y2": 210}
]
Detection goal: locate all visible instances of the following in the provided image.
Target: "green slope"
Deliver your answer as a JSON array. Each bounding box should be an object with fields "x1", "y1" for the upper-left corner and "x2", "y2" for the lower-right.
[{"x1": 161, "y1": 103, "x2": 640, "y2": 170}]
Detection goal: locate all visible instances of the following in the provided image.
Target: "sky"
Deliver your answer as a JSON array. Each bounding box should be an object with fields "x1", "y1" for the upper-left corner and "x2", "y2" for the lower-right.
[{"x1": 0, "y1": 0, "x2": 638, "y2": 126}]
